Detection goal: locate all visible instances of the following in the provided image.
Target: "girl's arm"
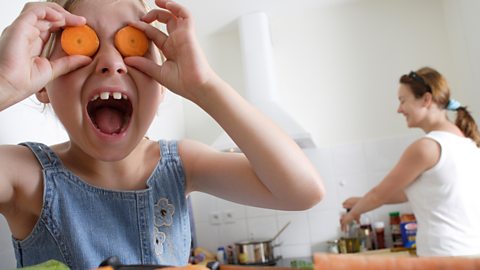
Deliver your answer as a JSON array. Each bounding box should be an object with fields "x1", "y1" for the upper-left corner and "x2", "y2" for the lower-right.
[
  {"x1": 125, "y1": 0, "x2": 324, "y2": 210},
  {"x1": 340, "y1": 138, "x2": 440, "y2": 229},
  {"x1": 178, "y1": 78, "x2": 324, "y2": 210},
  {"x1": 0, "y1": 2, "x2": 91, "y2": 214}
]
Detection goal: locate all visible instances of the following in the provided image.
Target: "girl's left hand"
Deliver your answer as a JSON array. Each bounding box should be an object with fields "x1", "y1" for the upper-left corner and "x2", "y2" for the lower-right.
[{"x1": 124, "y1": 0, "x2": 215, "y2": 102}]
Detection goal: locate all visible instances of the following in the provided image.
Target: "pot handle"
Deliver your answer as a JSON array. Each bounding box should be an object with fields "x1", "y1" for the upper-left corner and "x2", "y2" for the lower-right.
[{"x1": 270, "y1": 221, "x2": 291, "y2": 242}]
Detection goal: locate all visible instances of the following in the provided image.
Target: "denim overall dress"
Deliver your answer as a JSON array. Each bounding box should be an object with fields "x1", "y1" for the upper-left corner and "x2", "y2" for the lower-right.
[{"x1": 12, "y1": 141, "x2": 191, "y2": 270}]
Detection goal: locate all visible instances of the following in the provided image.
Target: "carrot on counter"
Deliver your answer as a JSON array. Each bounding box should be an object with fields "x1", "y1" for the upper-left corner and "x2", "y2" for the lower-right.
[
  {"x1": 61, "y1": 25, "x2": 99, "y2": 57},
  {"x1": 114, "y1": 25, "x2": 149, "y2": 57}
]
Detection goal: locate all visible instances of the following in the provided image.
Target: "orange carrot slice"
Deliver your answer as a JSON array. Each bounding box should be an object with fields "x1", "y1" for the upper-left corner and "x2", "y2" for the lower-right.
[
  {"x1": 61, "y1": 25, "x2": 99, "y2": 57},
  {"x1": 114, "y1": 26, "x2": 149, "y2": 57}
]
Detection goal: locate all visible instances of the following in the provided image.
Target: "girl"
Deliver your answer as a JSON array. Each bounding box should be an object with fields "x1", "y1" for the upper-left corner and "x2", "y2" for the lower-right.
[{"x1": 0, "y1": 0, "x2": 325, "y2": 269}]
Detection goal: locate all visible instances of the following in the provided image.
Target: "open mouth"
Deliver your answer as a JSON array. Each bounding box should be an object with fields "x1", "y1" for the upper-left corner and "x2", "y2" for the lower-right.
[{"x1": 87, "y1": 91, "x2": 133, "y2": 135}]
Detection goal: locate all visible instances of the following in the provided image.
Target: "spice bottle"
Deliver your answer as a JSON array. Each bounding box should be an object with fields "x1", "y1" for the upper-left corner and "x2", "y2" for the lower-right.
[
  {"x1": 372, "y1": 221, "x2": 385, "y2": 249},
  {"x1": 359, "y1": 215, "x2": 374, "y2": 250},
  {"x1": 389, "y1": 212, "x2": 403, "y2": 247},
  {"x1": 216, "y1": 246, "x2": 226, "y2": 264}
]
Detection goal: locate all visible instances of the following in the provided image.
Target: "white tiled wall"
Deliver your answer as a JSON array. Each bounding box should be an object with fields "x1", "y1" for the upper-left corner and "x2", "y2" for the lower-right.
[{"x1": 190, "y1": 133, "x2": 420, "y2": 258}]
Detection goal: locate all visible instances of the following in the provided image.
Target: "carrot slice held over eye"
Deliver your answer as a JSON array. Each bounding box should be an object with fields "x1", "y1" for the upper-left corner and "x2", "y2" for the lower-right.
[
  {"x1": 61, "y1": 25, "x2": 99, "y2": 57},
  {"x1": 114, "y1": 26, "x2": 149, "y2": 57}
]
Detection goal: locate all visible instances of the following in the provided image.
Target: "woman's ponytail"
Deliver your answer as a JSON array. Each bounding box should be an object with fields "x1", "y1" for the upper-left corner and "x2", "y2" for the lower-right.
[{"x1": 455, "y1": 107, "x2": 480, "y2": 147}]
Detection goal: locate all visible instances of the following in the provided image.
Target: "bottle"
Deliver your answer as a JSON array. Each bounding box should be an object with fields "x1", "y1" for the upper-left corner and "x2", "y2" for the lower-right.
[
  {"x1": 389, "y1": 212, "x2": 403, "y2": 248},
  {"x1": 216, "y1": 246, "x2": 226, "y2": 264},
  {"x1": 338, "y1": 238, "x2": 348, "y2": 254},
  {"x1": 372, "y1": 221, "x2": 385, "y2": 249},
  {"x1": 359, "y1": 215, "x2": 374, "y2": 250},
  {"x1": 326, "y1": 240, "x2": 339, "y2": 253},
  {"x1": 342, "y1": 208, "x2": 361, "y2": 253},
  {"x1": 226, "y1": 245, "x2": 237, "y2": 264}
]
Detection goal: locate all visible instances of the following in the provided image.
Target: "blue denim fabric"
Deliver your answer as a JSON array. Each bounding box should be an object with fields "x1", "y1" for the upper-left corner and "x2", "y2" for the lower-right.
[{"x1": 12, "y1": 141, "x2": 191, "y2": 270}]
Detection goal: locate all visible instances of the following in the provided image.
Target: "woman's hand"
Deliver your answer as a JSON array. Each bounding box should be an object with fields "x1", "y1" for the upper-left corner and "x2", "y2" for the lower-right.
[
  {"x1": 0, "y1": 2, "x2": 91, "y2": 110},
  {"x1": 340, "y1": 197, "x2": 362, "y2": 231},
  {"x1": 340, "y1": 211, "x2": 359, "y2": 232},
  {"x1": 342, "y1": 197, "x2": 362, "y2": 210},
  {"x1": 124, "y1": 0, "x2": 215, "y2": 102}
]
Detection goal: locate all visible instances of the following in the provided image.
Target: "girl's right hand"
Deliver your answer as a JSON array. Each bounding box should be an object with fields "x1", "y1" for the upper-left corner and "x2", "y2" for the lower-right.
[{"x1": 0, "y1": 2, "x2": 92, "y2": 111}]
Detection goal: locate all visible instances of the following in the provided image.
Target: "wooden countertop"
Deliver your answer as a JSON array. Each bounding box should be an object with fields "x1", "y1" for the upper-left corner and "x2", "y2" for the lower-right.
[{"x1": 220, "y1": 265, "x2": 293, "y2": 270}]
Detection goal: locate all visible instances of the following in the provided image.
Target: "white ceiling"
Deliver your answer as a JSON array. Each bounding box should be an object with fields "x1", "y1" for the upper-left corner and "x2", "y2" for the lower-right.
[{"x1": 146, "y1": 0, "x2": 359, "y2": 36}]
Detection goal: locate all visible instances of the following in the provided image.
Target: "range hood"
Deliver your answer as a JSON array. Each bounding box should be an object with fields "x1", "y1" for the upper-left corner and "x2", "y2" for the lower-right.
[{"x1": 211, "y1": 12, "x2": 315, "y2": 152}]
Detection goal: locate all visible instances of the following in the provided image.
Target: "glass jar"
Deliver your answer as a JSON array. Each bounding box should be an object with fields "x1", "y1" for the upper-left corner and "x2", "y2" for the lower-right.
[
  {"x1": 389, "y1": 212, "x2": 403, "y2": 247},
  {"x1": 326, "y1": 240, "x2": 339, "y2": 253},
  {"x1": 373, "y1": 221, "x2": 385, "y2": 249}
]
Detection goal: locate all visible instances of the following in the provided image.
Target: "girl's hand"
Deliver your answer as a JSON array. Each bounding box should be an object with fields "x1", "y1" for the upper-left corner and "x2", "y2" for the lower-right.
[
  {"x1": 124, "y1": 0, "x2": 215, "y2": 102},
  {"x1": 0, "y1": 2, "x2": 91, "y2": 110}
]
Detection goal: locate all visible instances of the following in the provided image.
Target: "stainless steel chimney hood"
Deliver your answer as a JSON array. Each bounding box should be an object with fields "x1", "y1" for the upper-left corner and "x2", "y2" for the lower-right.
[{"x1": 211, "y1": 12, "x2": 315, "y2": 152}]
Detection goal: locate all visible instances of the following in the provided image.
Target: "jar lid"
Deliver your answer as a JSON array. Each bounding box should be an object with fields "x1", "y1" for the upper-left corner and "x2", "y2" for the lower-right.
[{"x1": 373, "y1": 221, "x2": 385, "y2": 228}]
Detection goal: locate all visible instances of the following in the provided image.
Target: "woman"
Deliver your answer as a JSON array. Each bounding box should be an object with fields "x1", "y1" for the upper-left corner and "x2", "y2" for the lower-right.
[{"x1": 340, "y1": 67, "x2": 480, "y2": 256}]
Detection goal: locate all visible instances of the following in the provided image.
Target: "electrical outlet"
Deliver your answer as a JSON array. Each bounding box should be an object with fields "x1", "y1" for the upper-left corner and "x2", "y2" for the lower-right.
[
  {"x1": 222, "y1": 210, "x2": 235, "y2": 224},
  {"x1": 209, "y1": 212, "x2": 221, "y2": 225}
]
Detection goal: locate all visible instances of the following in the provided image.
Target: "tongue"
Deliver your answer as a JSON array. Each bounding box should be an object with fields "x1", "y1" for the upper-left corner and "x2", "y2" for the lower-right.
[{"x1": 94, "y1": 107, "x2": 123, "y2": 134}]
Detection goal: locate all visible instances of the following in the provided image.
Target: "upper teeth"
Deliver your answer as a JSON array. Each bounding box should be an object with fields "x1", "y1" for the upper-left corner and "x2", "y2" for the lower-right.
[{"x1": 91, "y1": 92, "x2": 128, "y2": 101}]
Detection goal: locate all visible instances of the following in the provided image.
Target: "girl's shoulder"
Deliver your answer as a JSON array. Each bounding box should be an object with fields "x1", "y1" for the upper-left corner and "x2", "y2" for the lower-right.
[
  {"x1": 0, "y1": 144, "x2": 43, "y2": 228},
  {"x1": 0, "y1": 144, "x2": 43, "y2": 175}
]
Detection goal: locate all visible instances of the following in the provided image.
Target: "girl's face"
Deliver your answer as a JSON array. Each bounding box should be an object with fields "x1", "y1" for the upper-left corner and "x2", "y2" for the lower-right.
[
  {"x1": 44, "y1": 0, "x2": 162, "y2": 161},
  {"x1": 396, "y1": 84, "x2": 428, "y2": 128}
]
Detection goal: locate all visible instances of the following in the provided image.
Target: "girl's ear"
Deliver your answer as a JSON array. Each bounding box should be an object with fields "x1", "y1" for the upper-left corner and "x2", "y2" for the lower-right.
[{"x1": 35, "y1": 88, "x2": 50, "y2": 104}]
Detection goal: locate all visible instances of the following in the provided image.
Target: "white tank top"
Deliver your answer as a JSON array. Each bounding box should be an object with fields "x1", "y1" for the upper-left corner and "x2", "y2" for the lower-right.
[{"x1": 405, "y1": 131, "x2": 480, "y2": 256}]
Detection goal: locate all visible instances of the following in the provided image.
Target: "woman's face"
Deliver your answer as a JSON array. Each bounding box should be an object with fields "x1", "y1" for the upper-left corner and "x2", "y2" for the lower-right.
[
  {"x1": 396, "y1": 84, "x2": 428, "y2": 128},
  {"x1": 44, "y1": 0, "x2": 162, "y2": 161}
]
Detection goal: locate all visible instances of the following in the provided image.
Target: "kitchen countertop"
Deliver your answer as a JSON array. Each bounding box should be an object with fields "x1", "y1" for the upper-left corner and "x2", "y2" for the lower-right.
[
  {"x1": 220, "y1": 265, "x2": 292, "y2": 270},
  {"x1": 220, "y1": 257, "x2": 312, "y2": 270},
  {"x1": 351, "y1": 248, "x2": 416, "y2": 257},
  {"x1": 219, "y1": 249, "x2": 415, "y2": 270},
  {"x1": 207, "y1": 251, "x2": 479, "y2": 270},
  {"x1": 313, "y1": 252, "x2": 480, "y2": 269}
]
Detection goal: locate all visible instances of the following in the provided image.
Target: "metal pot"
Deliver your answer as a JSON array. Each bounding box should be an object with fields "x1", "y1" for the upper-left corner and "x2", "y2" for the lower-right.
[
  {"x1": 234, "y1": 221, "x2": 290, "y2": 265},
  {"x1": 235, "y1": 238, "x2": 279, "y2": 265}
]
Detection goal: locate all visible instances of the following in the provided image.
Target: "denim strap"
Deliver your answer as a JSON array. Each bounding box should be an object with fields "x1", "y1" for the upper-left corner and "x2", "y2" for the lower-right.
[{"x1": 19, "y1": 142, "x2": 59, "y2": 170}]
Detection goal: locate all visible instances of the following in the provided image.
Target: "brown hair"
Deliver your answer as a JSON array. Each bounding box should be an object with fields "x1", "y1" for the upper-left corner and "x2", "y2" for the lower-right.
[
  {"x1": 400, "y1": 67, "x2": 480, "y2": 147},
  {"x1": 45, "y1": 0, "x2": 149, "y2": 13}
]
